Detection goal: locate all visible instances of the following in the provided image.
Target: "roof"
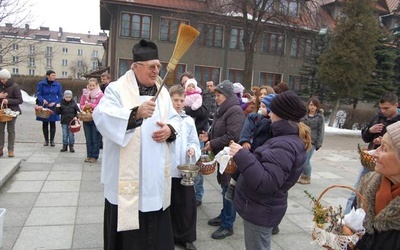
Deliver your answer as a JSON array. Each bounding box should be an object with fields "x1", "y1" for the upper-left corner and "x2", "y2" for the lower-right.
[{"x1": 0, "y1": 24, "x2": 107, "y2": 45}]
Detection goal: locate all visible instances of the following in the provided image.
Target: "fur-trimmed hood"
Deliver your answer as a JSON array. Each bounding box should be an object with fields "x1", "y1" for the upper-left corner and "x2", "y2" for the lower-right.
[{"x1": 357, "y1": 172, "x2": 400, "y2": 234}]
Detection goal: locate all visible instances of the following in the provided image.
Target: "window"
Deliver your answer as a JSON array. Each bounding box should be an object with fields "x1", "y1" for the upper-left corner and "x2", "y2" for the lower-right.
[
  {"x1": 228, "y1": 69, "x2": 244, "y2": 83},
  {"x1": 288, "y1": 75, "x2": 301, "y2": 90},
  {"x1": 29, "y1": 57, "x2": 35, "y2": 67},
  {"x1": 62, "y1": 71, "x2": 68, "y2": 77},
  {"x1": 121, "y1": 13, "x2": 151, "y2": 39},
  {"x1": 29, "y1": 69, "x2": 35, "y2": 76},
  {"x1": 12, "y1": 68, "x2": 18, "y2": 74},
  {"x1": 62, "y1": 48, "x2": 68, "y2": 54},
  {"x1": 197, "y1": 23, "x2": 223, "y2": 48},
  {"x1": 92, "y1": 61, "x2": 98, "y2": 70},
  {"x1": 230, "y1": 28, "x2": 244, "y2": 50},
  {"x1": 259, "y1": 72, "x2": 282, "y2": 86},
  {"x1": 262, "y1": 32, "x2": 285, "y2": 55},
  {"x1": 160, "y1": 18, "x2": 188, "y2": 42},
  {"x1": 290, "y1": 37, "x2": 313, "y2": 58},
  {"x1": 62, "y1": 59, "x2": 68, "y2": 66},
  {"x1": 92, "y1": 50, "x2": 98, "y2": 58},
  {"x1": 29, "y1": 45, "x2": 35, "y2": 55},
  {"x1": 12, "y1": 56, "x2": 19, "y2": 63},
  {"x1": 46, "y1": 58, "x2": 52, "y2": 68},
  {"x1": 118, "y1": 59, "x2": 134, "y2": 78},
  {"x1": 0, "y1": 55, "x2": 2, "y2": 63},
  {"x1": 78, "y1": 49, "x2": 83, "y2": 56},
  {"x1": 194, "y1": 66, "x2": 220, "y2": 86},
  {"x1": 160, "y1": 62, "x2": 186, "y2": 86},
  {"x1": 46, "y1": 46, "x2": 52, "y2": 56},
  {"x1": 78, "y1": 61, "x2": 83, "y2": 67},
  {"x1": 279, "y1": 0, "x2": 298, "y2": 16},
  {"x1": 12, "y1": 44, "x2": 18, "y2": 50}
]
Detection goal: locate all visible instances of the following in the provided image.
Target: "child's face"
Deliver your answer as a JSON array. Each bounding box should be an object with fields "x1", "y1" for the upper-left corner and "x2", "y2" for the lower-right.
[
  {"x1": 260, "y1": 103, "x2": 268, "y2": 117},
  {"x1": 64, "y1": 96, "x2": 72, "y2": 102},
  {"x1": 186, "y1": 83, "x2": 195, "y2": 92},
  {"x1": 308, "y1": 101, "x2": 317, "y2": 113},
  {"x1": 87, "y1": 81, "x2": 97, "y2": 91},
  {"x1": 171, "y1": 93, "x2": 185, "y2": 113},
  {"x1": 259, "y1": 88, "x2": 267, "y2": 102}
]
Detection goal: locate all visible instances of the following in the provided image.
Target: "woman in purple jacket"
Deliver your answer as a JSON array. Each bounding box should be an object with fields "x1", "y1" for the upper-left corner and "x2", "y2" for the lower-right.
[{"x1": 229, "y1": 91, "x2": 311, "y2": 250}]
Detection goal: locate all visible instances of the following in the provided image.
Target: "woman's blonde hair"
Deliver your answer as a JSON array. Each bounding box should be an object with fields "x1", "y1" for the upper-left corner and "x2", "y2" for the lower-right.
[
  {"x1": 88, "y1": 78, "x2": 99, "y2": 85},
  {"x1": 298, "y1": 122, "x2": 312, "y2": 151}
]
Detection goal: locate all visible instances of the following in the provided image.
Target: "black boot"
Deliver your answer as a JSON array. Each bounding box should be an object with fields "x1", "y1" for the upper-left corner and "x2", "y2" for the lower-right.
[
  {"x1": 60, "y1": 144, "x2": 68, "y2": 152},
  {"x1": 44, "y1": 140, "x2": 49, "y2": 146},
  {"x1": 69, "y1": 144, "x2": 75, "y2": 153},
  {"x1": 50, "y1": 141, "x2": 55, "y2": 147}
]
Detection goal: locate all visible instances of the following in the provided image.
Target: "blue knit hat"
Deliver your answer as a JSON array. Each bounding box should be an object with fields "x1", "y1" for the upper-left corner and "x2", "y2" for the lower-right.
[{"x1": 261, "y1": 93, "x2": 277, "y2": 110}]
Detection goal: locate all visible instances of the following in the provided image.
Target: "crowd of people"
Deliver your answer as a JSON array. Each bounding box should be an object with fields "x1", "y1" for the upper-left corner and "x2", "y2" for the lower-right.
[{"x1": 0, "y1": 38, "x2": 399, "y2": 250}]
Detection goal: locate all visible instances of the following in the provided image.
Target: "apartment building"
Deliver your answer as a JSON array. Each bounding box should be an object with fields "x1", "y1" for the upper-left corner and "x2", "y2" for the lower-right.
[
  {"x1": 0, "y1": 24, "x2": 107, "y2": 79},
  {"x1": 99, "y1": 0, "x2": 399, "y2": 90}
]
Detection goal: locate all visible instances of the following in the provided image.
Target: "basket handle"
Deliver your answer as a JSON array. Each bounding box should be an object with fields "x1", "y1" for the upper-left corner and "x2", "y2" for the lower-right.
[
  {"x1": 1, "y1": 101, "x2": 7, "y2": 110},
  {"x1": 69, "y1": 118, "x2": 80, "y2": 126},
  {"x1": 316, "y1": 184, "x2": 368, "y2": 211}
]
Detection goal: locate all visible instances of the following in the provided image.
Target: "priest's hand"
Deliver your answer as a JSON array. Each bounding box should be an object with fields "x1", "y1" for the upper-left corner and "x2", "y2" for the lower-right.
[
  {"x1": 137, "y1": 98, "x2": 156, "y2": 119},
  {"x1": 152, "y1": 121, "x2": 171, "y2": 142}
]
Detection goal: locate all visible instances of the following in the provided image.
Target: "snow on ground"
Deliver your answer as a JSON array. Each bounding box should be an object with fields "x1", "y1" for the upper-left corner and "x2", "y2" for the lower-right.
[{"x1": 21, "y1": 90, "x2": 36, "y2": 105}]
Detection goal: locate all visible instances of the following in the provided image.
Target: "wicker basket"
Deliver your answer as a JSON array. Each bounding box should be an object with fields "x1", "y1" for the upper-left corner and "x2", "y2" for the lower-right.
[
  {"x1": 78, "y1": 112, "x2": 93, "y2": 122},
  {"x1": 224, "y1": 159, "x2": 237, "y2": 174},
  {"x1": 311, "y1": 185, "x2": 367, "y2": 250},
  {"x1": 34, "y1": 106, "x2": 53, "y2": 119},
  {"x1": 357, "y1": 144, "x2": 376, "y2": 171},
  {"x1": 69, "y1": 118, "x2": 81, "y2": 133},
  {"x1": 196, "y1": 155, "x2": 216, "y2": 175},
  {"x1": 0, "y1": 103, "x2": 14, "y2": 122}
]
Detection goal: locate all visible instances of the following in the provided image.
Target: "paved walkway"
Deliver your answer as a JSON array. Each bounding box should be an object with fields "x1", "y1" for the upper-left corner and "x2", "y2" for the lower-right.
[{"x1": 0, "y1": 103, "x2": 365, "y2": 250}]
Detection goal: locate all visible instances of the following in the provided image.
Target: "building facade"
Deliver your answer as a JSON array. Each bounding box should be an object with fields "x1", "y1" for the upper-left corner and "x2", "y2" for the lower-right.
[{"x1": 0, "y1": 24, "x2": 107, "y2": 79}]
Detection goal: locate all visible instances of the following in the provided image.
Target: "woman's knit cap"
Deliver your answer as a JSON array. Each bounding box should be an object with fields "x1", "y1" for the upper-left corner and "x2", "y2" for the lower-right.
[
  {"x1": 386, "y1": 121, "x2": 400, "y2": 158},
  {"x1": 214, "y1": 80, "x2": 234, "y2": 98},
  {"x1": 0, "y1": 69, "x2": 11, "y2": 79},
  {"x1": 269, "y1": 91, "x2": 307, "y2": 122}
]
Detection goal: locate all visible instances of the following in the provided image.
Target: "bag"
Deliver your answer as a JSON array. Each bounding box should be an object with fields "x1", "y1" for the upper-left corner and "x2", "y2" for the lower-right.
[
  {"x1": 35, "y1": 106, "x2": 53, "y2": 119},
  {"x1": 0, "y1": 103, "x2": 16, "y2": 122},
  {"x1": 69, "y1": 118, "x2": 81, "y2": 133}
]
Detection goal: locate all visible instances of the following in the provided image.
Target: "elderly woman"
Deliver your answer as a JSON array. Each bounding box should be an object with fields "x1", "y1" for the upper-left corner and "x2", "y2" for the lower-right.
[
  {"x1": 199, "y1": 80, "x2": 245, "y2": 240},
  {"x1": 355, "y1": 121, "x2": 400, "y2": 250},
  {"x1": 229, "y1": 91, "x2": 311, "y2": 250},
  {"x1": 0, "y1": 69, "x2": 23, "y2": 157}
]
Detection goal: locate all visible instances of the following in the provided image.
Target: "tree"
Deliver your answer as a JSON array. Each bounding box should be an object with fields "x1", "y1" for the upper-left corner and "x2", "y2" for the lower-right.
[
  {"x1": 298, "y1": 30, "x2": 330, "y2": 101},
  {"x1": 317, "y1": 0, "x2": 381, "y2": 126},
  {"x1": 0, "y1": 0, "x2": 41, "y2": 68},
  {"x1": 69, "y1": 60, "x2": 89, "y2": 79},
  {"x1": 209, "y1": 0, "x2": 327, "y2": 89},
  {"x1": 363, "y1": 41, "x2": 397, "y2": 102}
]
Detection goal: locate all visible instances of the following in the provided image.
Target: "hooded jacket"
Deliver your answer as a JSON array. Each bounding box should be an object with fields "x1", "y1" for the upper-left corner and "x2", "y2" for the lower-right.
[
  {"x1": 362, "y1": 112, "x2": 400, "y2": 150},
  {"x1": 233, "y1": 120, "x2": 307, "y2": 227}
]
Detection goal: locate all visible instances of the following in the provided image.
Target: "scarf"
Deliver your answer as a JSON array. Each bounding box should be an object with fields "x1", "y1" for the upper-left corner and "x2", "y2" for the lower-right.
[
  {"x1": 83, "y1": 86, "x2": 102, "y2": 101},
  {"x1": 375, "y1": 176, "x2": 400, "y2": 215},
  {"x1": 117, "y1": 71, "x2": 171, "y2": 231}
]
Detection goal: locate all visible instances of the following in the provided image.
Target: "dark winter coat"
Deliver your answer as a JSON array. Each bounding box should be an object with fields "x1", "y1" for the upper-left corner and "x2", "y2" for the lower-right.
[
  {"x1": 301, "y1": 109, "x2": 324, "y2": 150},
  {"x1": 233, "y1": 120, "x2": 307, "y2": 227},
  {"x1": 0, "y1": 79, "x2": 23, "y2": 114},
  {"x1": 239, "y1": 113, "x2": 272, "y2": 151},
  {"x1": 36, "y1": 78, "x2": 63, "y2": 122},
  {"x1": 208, "y1": 95, "x2": 245, "y2": 186},
  {"x1": 355, "y1": 172, "x2": 400, "y2": 250},
  {"x1": 361, "y1": 112, "x2": 400, "y2": 149},
  {"x1": 55, "y1": 99, "x2": 80, "y2": 125},
  {"x1": 203, "y1": 91, "x2": 217, "y2": 125}
]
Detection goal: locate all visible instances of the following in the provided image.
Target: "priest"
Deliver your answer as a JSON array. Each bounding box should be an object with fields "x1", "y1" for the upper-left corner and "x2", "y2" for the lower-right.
[{"x1": 93, "y1": 39, "x2": 181, "y2": 250}]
